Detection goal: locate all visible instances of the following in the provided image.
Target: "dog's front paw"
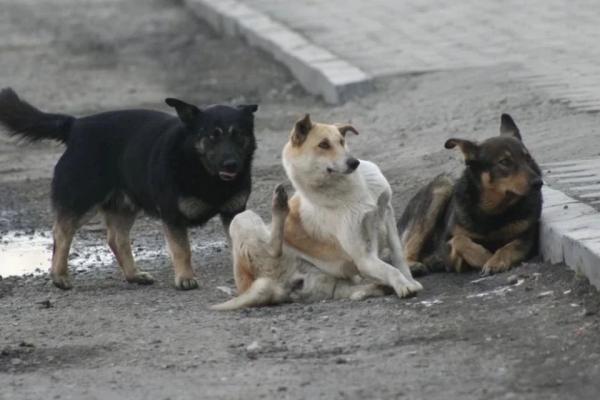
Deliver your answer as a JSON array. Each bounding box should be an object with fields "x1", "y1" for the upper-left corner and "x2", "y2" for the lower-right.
[
  {"x1": 391, "y1": 279, "x2": 417, "y2": 298},
  {"x1": 409, "y1": 262, "x2": 429, "y2": 276},
  {"x1": 51, "y1": 273, "x2": 72, "y2": 290},
  {"x1": 174, "y1": 276, "x2": 199, "y2": 290},
  {"x1": 482, "y1": 253, "x2": 513, "y2": 275},
  {"x1": 126, "y1": 271, "x2": 155, "y2": 285},
  {"x1": 408, "y1": 279, "x2": 423, "y2": 293}
]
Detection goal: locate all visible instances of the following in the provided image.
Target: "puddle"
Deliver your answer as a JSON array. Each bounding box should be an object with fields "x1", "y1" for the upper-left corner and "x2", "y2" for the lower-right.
[
  {"x1": 0, "y1": 231, "x2": 52, "y2": 277},
  {"x1": 0, "y1": 230, "x2": 227, "y2": 278}
]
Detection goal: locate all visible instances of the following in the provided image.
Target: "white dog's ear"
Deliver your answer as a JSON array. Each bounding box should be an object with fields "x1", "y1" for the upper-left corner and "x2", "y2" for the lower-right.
[
  {"x1": 291, "y1": 114, "x2": 312, "y2": 146},
  {"x1": 336, "y1": 124, "x2": 359, "y2": 137}
]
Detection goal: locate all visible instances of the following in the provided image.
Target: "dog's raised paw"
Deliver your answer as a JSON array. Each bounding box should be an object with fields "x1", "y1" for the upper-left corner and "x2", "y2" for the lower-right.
[
  {"x1": 175, "y1": 276, "x2": 199, "y2": 290},
  {"x1": 272, "y1": 184, "x2": 289, "y2": 212},
  {"x1": 51, "y1": 274, "x2": 73, "y2": 290},
  {"x1": 126, "y1": 271, "x2": 155, "y2": 285}
]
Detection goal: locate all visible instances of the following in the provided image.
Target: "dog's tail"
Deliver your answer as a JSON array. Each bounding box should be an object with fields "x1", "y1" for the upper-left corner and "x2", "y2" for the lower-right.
[
  {"x1": 210, "y1": 278, "x2": 286, "y2": 311},
  {"x1": 0, "y1": 88, "x2": 75, "y2": 144}
]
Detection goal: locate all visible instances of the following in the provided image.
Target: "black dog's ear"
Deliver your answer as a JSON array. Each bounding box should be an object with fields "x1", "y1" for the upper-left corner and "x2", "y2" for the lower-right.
[
  {"x1": 291, "y1": 114, "x2": 312, "y2": 146},
  {"x1": 165, "y1": 98, "x2": 202, "y2": 127},
  {"x1": 500, "y1": 113, "x2": 521, "y2": 141},
  {"x1": 445, "y1": 138, "x2": 479, "y2": 162},
  {"x1": 335, "y1": 123, "x2": 359, "y2": 137},
  {"x1": 238, "y1": 104, "x2": 258, "y2": 113}
]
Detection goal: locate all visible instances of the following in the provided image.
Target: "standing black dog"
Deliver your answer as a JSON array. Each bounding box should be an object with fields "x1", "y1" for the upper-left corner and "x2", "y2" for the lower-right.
[{"x1": 0, "y1": 88, "x2": 257, "y2": 290}]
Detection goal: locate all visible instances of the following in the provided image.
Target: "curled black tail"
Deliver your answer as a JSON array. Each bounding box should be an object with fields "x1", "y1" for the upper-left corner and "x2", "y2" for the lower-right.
[{"x1": 0, "y1": 88, "x2": 74, "y2": 143}]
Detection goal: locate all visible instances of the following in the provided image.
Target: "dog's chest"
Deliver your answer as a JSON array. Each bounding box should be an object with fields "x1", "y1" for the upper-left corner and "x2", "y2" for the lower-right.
[{"x1": 177, "y1": 191, "x2": 249, "y2": 220}]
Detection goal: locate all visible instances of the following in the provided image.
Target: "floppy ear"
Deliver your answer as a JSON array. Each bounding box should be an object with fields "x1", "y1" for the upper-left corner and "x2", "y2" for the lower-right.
[
  {"x1": 238, "y1": 104, "x2": 258, "y2": 113},
  {"x1": 500, "y1": 113, "x2": 521, "y2": 141},
  {"x1": 291, "y1": 114, "x2": 312, "y2": 146},
  {"x1": 165, "y1": 98, "x2": 202, "y2": 128},
  {"x1": 335, "y1": 124, "x2": 359, "y2": 137},
  {"x1": 445, "y1": 138, "x2": 479, "y2": 162}
]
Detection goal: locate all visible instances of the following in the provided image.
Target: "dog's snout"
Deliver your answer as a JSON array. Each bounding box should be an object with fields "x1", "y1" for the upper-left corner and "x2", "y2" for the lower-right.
[
  {"x1": 222, "y1": 159, "x2": 239, "y2": 172},
  {"x1": 346, "y1": 157, "x2": 360, "y2": 171},
  {"x1": 530, "y1": 177, "x2": 543, "y2": 190}
]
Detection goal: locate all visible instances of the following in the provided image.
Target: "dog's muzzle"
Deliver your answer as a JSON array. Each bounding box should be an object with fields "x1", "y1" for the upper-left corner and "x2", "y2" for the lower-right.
[
  {"x1": 219, "y1": 159, "x2": 240, "y2": 181},
  {"x1": 346, "y1": 157, "x2": 360, "y2": 172}
]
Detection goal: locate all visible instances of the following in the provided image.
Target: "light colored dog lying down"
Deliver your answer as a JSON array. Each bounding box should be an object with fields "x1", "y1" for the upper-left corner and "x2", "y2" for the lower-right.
[
  {"x1": 211, "y1": 185, "x2": 389, "y2": 310},
  {"x1": 211, "y1": 115, "x2": 422, "y2": 310}
]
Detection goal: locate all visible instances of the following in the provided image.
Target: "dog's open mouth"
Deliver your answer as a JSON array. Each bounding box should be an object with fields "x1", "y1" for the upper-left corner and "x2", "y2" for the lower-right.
[{"x1": 218, "y1": 171, "x2": 238, "y2": 181}]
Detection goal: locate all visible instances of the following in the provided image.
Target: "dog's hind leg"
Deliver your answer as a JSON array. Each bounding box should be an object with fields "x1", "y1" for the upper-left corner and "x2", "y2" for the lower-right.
[
  {"x1": 104, "y1": 211, "x2": 154, "y2": 285},
  {"x1": 50, "y1": 214, "x2": 77, "y2": 290},
  {"x1": 401, "y1": 175, "x2": 453, "y2": 275},
  {"x1": 163, "y1": 224, "x2": 198, "y2": 290},
  {"x1": 268, "y1": 184, "x2": 289, "y2": 257}
]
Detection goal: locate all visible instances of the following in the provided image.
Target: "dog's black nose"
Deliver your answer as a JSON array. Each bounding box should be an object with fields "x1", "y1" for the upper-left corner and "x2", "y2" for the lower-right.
[
  {"x1": 346, "y1": 157, "x2": 360, "y2": 171},
  {"x1": 530, "y1": 177, "x2": 543, "y2": 190},
  {"x1": 222, "y1": 159, "x2": 239, "y2": 172}
]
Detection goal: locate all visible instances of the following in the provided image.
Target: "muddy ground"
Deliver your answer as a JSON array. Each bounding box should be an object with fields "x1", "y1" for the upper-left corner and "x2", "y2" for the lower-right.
[{"x1": 1, "y1": 0, "x2": 599, "y2": 399}]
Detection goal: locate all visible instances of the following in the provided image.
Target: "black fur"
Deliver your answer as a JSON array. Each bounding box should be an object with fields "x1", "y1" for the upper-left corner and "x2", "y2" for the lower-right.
[
  {"x1": 0, "y1": 88, "x2": 258, "y2": 230},
  {"x1": 398, "y1": 114, "x2": 542, "y2": 274}
]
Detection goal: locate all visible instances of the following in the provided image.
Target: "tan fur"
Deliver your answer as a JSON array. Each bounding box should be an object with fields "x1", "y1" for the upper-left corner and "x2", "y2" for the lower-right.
[
  {"x1": 480, "y1": 171, "x2": 530, "y2": 213},
  {"x1": 50, "y1": 216, "x2": 77, "y2": 289},
  {"x1": 287, "y1": 122, "x2": 348, "y2": 161},
  {"x1": 482, "y1": 239, "x2": 528, "y2": 274},
  {"x1": 403, "y1": 181, "x2": 453, "y2": 265},
  {"x1": 233, "y1": 251, "x2": 255, "y2": 294},
  {"x1": 284, "y1": 196, "x2": 350, "y2": 263},
  {"x1": 104, "y1": 211, "x2": 154, "y2": 284},
  {"x1": 448, "y1": 234, "x2": 493, "y2": 271},
  {"x1": 163, "y1": 224, "x2": 198, "y2": 289}
]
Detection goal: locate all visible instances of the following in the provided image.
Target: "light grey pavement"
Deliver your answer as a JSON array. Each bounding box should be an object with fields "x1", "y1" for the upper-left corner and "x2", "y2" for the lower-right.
[{"x1": 211, "y1": 0, "x2": 600, "y2": 109}]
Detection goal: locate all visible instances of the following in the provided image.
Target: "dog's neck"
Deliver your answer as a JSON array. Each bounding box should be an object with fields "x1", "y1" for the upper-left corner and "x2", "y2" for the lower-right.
[{"x1": 287, "y1": 168, "x2": 368, "y2": 209}]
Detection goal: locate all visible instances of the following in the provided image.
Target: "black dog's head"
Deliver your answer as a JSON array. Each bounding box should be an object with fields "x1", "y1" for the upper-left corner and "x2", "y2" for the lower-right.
[
  {"x1": 166, "y1": 98, "x2": 258, "y2": 181},
  {"x1": 445, "y1": 114, "x2": 542, "y2": 213}
]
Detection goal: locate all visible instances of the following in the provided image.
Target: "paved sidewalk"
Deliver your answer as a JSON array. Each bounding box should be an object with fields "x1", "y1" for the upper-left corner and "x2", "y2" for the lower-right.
[{"x1": 196, "y1": 0, "x2": 600, "y2": 109}]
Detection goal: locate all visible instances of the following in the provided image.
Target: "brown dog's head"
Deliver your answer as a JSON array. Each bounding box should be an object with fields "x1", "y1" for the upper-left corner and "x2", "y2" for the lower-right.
[
  {"x1": 445, "y1": 114, "x2": 542, "y2": 213},
  {"x1": 282, "y1": 114, "x2": 361, "y2": 187}
]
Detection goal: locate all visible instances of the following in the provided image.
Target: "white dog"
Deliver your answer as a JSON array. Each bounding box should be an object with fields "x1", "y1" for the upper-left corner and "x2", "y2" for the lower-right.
[{"x1": 211, "y1": 115, "x2": 422, "y2": 310}]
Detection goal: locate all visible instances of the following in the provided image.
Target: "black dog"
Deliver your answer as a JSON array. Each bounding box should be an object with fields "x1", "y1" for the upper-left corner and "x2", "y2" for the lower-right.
[
  {"x1": 398, "y1": 114, "x2": 542, "y2": 275},
  {"x1": 0, "y1": 88, "x2": 257, "y2": 290}
]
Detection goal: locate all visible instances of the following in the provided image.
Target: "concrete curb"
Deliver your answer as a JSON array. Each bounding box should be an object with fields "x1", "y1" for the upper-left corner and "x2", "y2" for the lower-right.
[
  {"x1": 541, "y1": 186, "x2": 600, "y2": 289},
  {"x1": 183, "y1": 0, "x2": 373, "y2": 104}
]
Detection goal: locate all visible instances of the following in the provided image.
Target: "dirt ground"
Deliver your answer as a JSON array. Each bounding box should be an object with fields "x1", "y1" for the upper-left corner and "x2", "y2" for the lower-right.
[{"x1": 1, "y1": 0, "x2": 599, "y2": 399}]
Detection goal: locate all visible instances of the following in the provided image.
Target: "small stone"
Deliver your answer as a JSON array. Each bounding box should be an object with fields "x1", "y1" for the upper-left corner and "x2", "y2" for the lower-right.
[
  {"x1": 10, "y1": 358, "x2": 22, "y2": 366},
  {"x1": 335, "y1": 357, "x2": 348, "y2": 364},
  {"x1": 246, "y1": 341, "x2": 260, "y2": 352},
  {"x1": 506, "y1": 275, "x2": 519, "y2": 285}
]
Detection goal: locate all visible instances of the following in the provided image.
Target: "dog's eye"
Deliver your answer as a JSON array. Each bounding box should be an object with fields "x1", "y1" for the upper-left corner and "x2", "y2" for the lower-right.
[
  {"x1": 318, "y1": 140, "x2": 331, "y2": 149},
  {"x1": 498, "y1": 158, "x2": 512, "y2": 167}
]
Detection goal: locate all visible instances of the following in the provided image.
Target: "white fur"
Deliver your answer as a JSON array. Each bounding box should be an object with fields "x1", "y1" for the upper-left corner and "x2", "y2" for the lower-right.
[{"x1": 283, "y1": 152, "x2": 422, "y2": 298}]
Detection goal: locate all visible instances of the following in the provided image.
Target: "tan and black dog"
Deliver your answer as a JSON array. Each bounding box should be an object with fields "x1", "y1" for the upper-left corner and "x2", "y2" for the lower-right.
[{"x1": 397, "y1": 114, "x2": 543, "y2": 275}]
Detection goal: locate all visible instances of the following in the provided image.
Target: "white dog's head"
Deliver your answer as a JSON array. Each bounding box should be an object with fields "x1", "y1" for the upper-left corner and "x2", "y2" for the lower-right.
[{"x1": 282, "y1": 114, "x2": 360, "y2": 188}]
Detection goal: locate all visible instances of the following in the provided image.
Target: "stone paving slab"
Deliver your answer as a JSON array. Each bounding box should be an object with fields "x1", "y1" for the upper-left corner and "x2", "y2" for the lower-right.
[
  {"x1": 543, "y1": 159, "x2": 600, "y2": 207},
  {"x1": 541, "y1": 186, "x2": 600, "y2": 289},
  {"x1": 184, "y1": 0, "x2": 372, "y2": 103},
  {"x1": 189, "y1": 0, "x2": 600, "y2": 108}
]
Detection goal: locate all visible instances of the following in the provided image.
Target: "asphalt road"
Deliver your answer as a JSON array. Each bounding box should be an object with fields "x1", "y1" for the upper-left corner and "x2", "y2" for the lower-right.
[{"x1": 1, "y1": 1, "x2": 599, "y2": 399}]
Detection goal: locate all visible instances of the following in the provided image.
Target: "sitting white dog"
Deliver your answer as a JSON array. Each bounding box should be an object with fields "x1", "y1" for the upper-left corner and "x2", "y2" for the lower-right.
[{"x1": 211, "y1": 115, "x2": 422, "y2": 310}]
